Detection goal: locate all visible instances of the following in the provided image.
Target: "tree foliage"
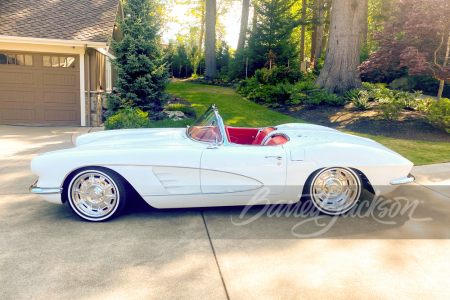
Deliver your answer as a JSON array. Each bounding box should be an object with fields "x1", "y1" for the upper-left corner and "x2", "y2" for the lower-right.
[
  {"x1": 360, "y1": 0, "x2": 450, "y2": 84},
  {"x1": 247, "y1": 0, "x2": 300, "y2": 72},
  {"x1": 107, "y1": 0, "x2": 171, "y2": 120}
]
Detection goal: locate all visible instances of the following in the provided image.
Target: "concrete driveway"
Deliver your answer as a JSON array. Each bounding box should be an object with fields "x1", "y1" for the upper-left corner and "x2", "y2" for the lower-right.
[{"x1": 0, "y1": 124, "x2": 449, "y2": 300}]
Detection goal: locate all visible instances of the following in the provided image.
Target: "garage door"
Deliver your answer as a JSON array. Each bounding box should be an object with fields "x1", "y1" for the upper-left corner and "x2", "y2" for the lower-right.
[{"x1": 0, "y1": 51, "x2": 80, "y2": 125}]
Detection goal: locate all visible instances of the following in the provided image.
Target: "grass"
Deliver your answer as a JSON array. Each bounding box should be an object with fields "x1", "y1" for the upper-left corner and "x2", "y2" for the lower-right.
[
  {"x1": 165, "y1": 103, "x2": 195, "y2": 114},
  {"x1": 167, "y1": 82, "x2": 450, "y2": 165},
  {"x1": 347, "y1": 132, "x2": 450, "y2": 166},
  {"x1": 167, "y1": 82, "x2": 302, "y2": 127}
]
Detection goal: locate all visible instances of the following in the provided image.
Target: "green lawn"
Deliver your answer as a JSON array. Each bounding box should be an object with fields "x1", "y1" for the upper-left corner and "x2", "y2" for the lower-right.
[
  {"x1": 167, "y1": 82, "x2": 450, "y2": 166},
  {"x1": 167, "y1": 82, "x2": 302, "y2": 127}
]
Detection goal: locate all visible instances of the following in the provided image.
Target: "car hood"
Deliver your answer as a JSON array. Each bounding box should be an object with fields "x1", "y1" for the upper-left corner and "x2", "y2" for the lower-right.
[{"x1": 76, "y1": 128, "x2": 190, "y2": 148}]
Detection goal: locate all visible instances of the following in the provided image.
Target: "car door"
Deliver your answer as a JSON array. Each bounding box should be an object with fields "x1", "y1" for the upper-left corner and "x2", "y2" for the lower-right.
[{"x1": 200, "y1": 145, "x2": 287, "y2": 196}]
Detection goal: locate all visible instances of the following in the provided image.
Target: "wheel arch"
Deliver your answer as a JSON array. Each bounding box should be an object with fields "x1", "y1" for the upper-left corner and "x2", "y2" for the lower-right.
[
  {"x1": 61, "y1": 165, "x2": 139, "y2": 204},
  {"x1": 301, "y1": 166, "x2": 374, "y2": 198}
]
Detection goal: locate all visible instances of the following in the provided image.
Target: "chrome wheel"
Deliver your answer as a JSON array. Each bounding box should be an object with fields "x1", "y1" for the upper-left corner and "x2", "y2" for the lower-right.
[
  {"x1": 310, "y1": 167, "x2": 361, "y2": 215},
  {"x1": 68, "y1": 170, "x2": 120, "y2": 221}
]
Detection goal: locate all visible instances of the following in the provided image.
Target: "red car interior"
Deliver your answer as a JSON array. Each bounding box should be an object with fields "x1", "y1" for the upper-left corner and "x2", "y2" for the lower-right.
[
  {"x1": 264, "y1": 135, "x2": 288, "y2": 145},
  {"x1": 251, "y1": 127, "x2": 276, "y2": 145},
  {"x1": 225, "y1": 127, "x2": 260, "y2": 144},
  {"x1": 191, "y1": 126, "x2": 288, "y2": 146},
  {"x1": 188, "y1": 126, "x2": 222, "y2": 143}
]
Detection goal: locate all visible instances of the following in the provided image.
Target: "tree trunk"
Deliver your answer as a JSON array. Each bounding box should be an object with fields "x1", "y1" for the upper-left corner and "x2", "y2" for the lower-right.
[
  {"x1": 237, "y1": 0, "x2": 250, "y2": 51},
  {"x1": 362, "y1": 0, "x2": 369, "y2": 44},
  {"x1": 314, "y1": 0, "x2": 366, "y2": 95},
  {"x1": 314, "y1": 0, "x2": 325, "y2": 61},
  {"x1": 437, "y1": 29, "x2": 450, "y2": 101},
  {"x1": 199, "y1": 6, "x2": 205, "y2": 54},
  {"x1": 299, "y1": 0, "x2": 307, "y2": 64},
  {"x1": 310, "y1": 8, "x2": 317, "y2": 63},
  {"x1": 321, "y1": 3, "x2": 331, "y2": 52},
  {"x1": 205, "y1": 0, "x2": 217, "y2": 78}
]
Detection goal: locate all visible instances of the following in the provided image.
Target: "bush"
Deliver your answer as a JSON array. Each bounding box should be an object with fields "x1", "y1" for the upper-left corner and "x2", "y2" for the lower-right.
[
  {"x1": 104, "y1": 107, "x2": 151, "y2": 130},
  {"x1": 166, "y1": 103, "x2": 194, "y2": 114},
  {"x1": 426, "y1": 98, "x2": 450, "y2": 133},
  {"x1": 306, "y1": 90, "x2": 346, "y2": 106},
  {"x1": 352, "y1": 90, "x2": 371, "y2": 110},
  {"x1": 378, "y1": 98, "x2": 403, "y2": 121},
  {"x1": 105, "y1": 107, "x2": 194, "y2": 130}
]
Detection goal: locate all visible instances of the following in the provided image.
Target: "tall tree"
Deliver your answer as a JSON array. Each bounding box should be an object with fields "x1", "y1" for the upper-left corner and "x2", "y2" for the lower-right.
[
  {"x1": 205, "y1": 0, "x2": 218, "y2": 77},
  {"x1": 321, "y1": 2, "x2": 331, "y2": 52},
  {"x1": 248, "y1": 0, "x2": 299, "y2": 70},
  {"x1": 299, "y1": 0, "x2": 307, "y2": 63},
  {"x1": 314, "y1": 0, "x2": 367, "y2": 94},
  {"x1": 314, "y1": 0, "x2": 325, "y2": 62},
  {"x1": 237, "y1": 0, "x2": 250, "y2": 51},
  {"x1": 107, "y1": 0, "x2": 170, "y2": 120}
]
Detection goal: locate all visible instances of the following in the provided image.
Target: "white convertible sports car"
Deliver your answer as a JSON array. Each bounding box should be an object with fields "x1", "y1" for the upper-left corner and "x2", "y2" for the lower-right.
[{"x1": 30, "y1": 105, "x2": 414, "y2": 221}]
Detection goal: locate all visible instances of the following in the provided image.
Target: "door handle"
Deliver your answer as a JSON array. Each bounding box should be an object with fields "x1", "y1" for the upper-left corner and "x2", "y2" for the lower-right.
[{"x1": 265, "y1": 156, "x2": 282, "y2": 160}]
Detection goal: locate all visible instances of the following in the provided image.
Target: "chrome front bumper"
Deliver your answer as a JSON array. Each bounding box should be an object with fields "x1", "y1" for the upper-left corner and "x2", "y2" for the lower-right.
[
  {"x1": 390, "y1": 174, "x2": 415, "y2": 185},
  {"x1": 29, "y1": 180, "x2": 63, "y2": 194}
]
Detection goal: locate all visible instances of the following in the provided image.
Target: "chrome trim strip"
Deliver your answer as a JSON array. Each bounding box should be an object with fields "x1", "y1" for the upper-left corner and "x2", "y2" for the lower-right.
[
  {"x1": 390, "y1": 174, "x2": 415, "y2": 185},
  {"x1": 29, "y1": 180, "x2": 63, "y2": 194}
]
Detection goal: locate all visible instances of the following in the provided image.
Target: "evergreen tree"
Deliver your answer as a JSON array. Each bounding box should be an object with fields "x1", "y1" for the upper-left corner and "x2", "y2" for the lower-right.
[
  {"x1": 247, "y1": 0, "x2": 299, "y2": 72},
  {"x1": 107, "y1": 0, "x2": 170, "y2": 121}
]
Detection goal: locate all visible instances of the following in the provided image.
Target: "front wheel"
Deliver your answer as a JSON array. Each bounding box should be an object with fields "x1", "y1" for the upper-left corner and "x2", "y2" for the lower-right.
[
  {"x1": 67, "y1": 168, "x2": 128, "y2": 221},
  {"x1": 307, "y1": 167, "x2": 362, "y2": 215}
]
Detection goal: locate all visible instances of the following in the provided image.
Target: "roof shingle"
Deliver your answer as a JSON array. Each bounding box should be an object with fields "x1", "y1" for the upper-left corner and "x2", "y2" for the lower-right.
[{"x1": 0, "y1": 0, "x2": 119, "y2": 43}]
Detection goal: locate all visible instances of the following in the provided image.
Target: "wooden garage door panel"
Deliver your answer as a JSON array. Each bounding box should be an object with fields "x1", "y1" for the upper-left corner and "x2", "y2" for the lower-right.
[
  {"x1": 2, "y1": 109, "x2": 36, "y2": 121},
  {"x1": 0, "y1": 72, "x2": 34, "y2": 84},
  {"x1": 0, "y1": 52, "x2": 80, "y2": 125},
  {"x1": 42, "y1": 74, "x2": 77, "y2": 86},
  {"x1": 43, "y1": 92, "x2": 76, "y2": 104},
  {"x1": 44, "y1": 109, "x2": 77, "y2": 121},
  {"x1": 0, "y1": 91, "x2": 35, "y2": 103}
]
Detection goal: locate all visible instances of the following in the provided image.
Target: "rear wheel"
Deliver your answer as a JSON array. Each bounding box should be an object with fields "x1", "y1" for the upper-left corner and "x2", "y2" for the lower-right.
[
  {"x1": 67, "y1": 168, "x2": 128, "y2": 221},
  {"x1": 307, "y1": 167, "x2": 361, "y2": 215}
]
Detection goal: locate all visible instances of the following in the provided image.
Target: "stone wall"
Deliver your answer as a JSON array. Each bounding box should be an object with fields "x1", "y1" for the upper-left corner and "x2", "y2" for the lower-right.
[{"x1": 84, "y1": 91, "x2": 107, "y2": 126}]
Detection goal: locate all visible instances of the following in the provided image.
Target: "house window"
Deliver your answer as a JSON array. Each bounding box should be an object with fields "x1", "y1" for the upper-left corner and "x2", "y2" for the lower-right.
[
  {"x1": 43, "y1": 56, "x2": 75, "y2": 68},
  {"x1": 106, "y1": 57, "x2": 112, "y2": 92},
  {"x1": 0, "y1": 53, "x2": 33, "y2": 66}
]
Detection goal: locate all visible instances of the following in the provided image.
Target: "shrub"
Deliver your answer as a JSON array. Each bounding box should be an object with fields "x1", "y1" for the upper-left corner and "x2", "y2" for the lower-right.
[
  {"x1": 104, "y1": 107, "x2": 150, "y2": 130},
  {"x1": 165, "y1": 103, "x2": 194, "y2": 114},
  {"x1": 306, "y1": 90, "x2": 345, "y2": 106},
  {"x1": 105, "y1": 107, "x2": 194, "y2": 130},
  {"x1": 352, "y1": 90, "x2": 371, "y2": 110},
  {"x1": 426, "y1": 98, "x2": 450, "y2": 133},
  {"x1": 345, "y1": 89, "x2": 360, "y2": 101},
  {"x1": 378, "y1": 98, "x2": 403, "y2": 121}
]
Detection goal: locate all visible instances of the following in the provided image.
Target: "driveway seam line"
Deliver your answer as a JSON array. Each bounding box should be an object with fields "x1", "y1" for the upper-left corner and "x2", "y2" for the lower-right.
[
  {"x1": 413, "y1": 181, "x2": 450, "y2": 199},
  {"x1": 201, "y1": 209, "x2": 230, "y2": 300}
]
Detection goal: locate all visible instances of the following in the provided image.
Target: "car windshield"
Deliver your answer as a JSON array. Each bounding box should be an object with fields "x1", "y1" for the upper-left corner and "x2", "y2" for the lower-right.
[{"x1": 187, "y1": 105, "x2": 223, "y2": 143}]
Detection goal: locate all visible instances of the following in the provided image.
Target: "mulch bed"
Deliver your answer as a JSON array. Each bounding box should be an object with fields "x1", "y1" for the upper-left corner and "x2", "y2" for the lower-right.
[{"x1": 274, "y1": 102, "x2": 450, "y2": 143}]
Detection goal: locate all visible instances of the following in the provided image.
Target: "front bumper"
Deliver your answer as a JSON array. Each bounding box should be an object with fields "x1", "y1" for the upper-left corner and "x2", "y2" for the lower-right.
[
  {"x1": 390, "y1": 174, "x2": 415, "y2": 185},
  {"x1": 29, "y1": 180, "x2": 63, "y2": 194}
]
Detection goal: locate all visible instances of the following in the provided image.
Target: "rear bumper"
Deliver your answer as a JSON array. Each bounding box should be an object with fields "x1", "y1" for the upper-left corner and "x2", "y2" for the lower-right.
[{"x1": 390, "y1": 174, "x2": 415, "y2": 185}]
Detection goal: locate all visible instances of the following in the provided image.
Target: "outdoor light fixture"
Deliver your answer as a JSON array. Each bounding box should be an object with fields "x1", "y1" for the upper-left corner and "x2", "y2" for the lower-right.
[{"x1": 114, "y1": 23, "x2": 118, "y2": 30}]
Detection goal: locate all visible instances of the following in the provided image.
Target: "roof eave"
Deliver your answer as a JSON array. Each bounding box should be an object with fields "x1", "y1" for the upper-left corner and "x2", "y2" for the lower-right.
[{"x1": 0, "y1": 35, "x2": 108, "y2": 48}]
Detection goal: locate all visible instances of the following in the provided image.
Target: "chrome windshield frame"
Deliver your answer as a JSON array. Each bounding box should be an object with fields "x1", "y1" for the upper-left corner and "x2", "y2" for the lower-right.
[{"x1": 211, "y1": 104, "x2": 230, "y2": 146}]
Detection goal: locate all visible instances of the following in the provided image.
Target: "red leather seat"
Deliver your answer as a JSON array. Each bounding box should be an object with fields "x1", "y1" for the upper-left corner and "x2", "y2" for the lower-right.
[
  {"x1": 251, "y1": 127, "x2": 275, "y2": 145},
  {"x1": 265, "y1": 136, "x2": 288, "y2": 145}
]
